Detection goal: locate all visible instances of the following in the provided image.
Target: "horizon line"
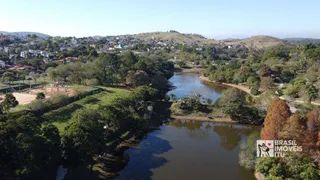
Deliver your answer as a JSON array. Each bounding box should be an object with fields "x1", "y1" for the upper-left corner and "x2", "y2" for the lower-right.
[{"x1": 1, "y1": 30, "x2": 320, "y2": 40}]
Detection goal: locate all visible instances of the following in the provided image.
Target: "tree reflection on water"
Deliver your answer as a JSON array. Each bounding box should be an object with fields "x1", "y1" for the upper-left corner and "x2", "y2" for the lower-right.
[
  {"x1": 167, "y1": 119, "x2": 257, "y2": 151},
  {"x1": 213, "y1": 124, "x2": 242, "y2": 151}
]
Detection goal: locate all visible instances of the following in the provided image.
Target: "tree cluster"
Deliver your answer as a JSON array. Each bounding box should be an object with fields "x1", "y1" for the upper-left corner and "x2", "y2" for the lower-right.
[
  {"x1": 205, "y1": 43, "x2": 320, "y2": 100},
  {"x1": 215, "y1": 88, "x2": 261, "y2": 124},
  {"x1": 48, "y1": 51, "x2": 174, "y2": 91},
  {"x1": 0, "y1": 112, "x2": 61, "y2": 179},
  {"x1": 257, "y1": 97, "x2": 320, "y2": 179}
]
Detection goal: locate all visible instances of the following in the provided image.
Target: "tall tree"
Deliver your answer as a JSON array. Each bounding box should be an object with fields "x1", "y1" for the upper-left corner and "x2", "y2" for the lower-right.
[
  {"x1": 62, "y1": 109, "x2": 104, "y2": 165},
  {"x1": 261, "y1": 97, "x2": 291, "y2": 140},
  {"x1": 120, "y1": 51, "x2": 137, "y2": 80},
  {"x1": 95, "y1": 53, "x2": 120, "y2": 84},
  {"x1": 278, "y1": 112, "x2": 306, "y2": 142},
  {"x1": 1, "y1": 93, "x2": 19, "y2": 113},
  {"x1": 304, "y1": 82, "x2": 318, "y2": 103},
  {"x1": 304, "y1": 109, "x2": 320, "y2": 155}
]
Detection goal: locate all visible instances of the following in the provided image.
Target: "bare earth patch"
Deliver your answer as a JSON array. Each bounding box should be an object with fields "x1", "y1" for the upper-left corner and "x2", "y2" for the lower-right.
[
  {"x1": 0, "y1": 85, "x2": 76, "y2": 105},
  {"x1": 0, "y1": 93, "x2": 37, "y2": 105},
  {"x1": 29, "y1": 85, "x2": 75, "y2": 97}
]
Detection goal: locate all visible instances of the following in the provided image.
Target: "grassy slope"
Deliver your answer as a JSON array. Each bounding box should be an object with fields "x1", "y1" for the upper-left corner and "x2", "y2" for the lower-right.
[
  {"x1": 223, "y1": 35, "x2": 286, "y2": 49},
  {"x1": 133, "y1": 32, "x2": 215, "y2": 44},
  {"x1": 42, "y1": 87, "x2": 129, "y2": 133}
]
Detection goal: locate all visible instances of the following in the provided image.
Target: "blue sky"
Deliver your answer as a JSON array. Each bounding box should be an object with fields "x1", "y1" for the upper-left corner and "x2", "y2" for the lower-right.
[{"x1": 1, "y1": 0, "x2": 320, "y2": 39}]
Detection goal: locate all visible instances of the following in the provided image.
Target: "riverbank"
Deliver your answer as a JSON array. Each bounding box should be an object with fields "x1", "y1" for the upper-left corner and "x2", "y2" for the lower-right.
[
  {"x1": 255, "y1": 171, "x2": 264, "y2": 180},
  {"x1": 200, "y1": 75, "x2": 320, "y2": 107},
  {"x1": 199, "y1": 75, "x2": 254, "y2": 96},
  {"x1": 171, "y1": 115, "x2": 236, "y2": 123},
  {"x1": 114, "y1": 73, "x2": 260, "y2": 180},
  {"x1": 174, "y1": 67, "x2": 204, "y2": 73}
]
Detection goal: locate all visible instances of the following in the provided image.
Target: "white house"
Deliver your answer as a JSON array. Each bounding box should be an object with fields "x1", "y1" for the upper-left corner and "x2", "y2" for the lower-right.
[
  {"x1": 114, "y1": 44, "x2": 122, "y2": 49},
  {"x1": 40, "y1": 51, "x2": 50, "y2": 57},
  {"x1": 0, "y1": 60, "x2": 5, "y2": 68},
  {"x1": 71, "y1": 39, "x2": 78, "y2": 47},
  {"x1": 20, "y1": 51, "x2": 28, "y2": 58},
  {"x1": 28, "y1": 49, "x2": 36, "y2": 54}
]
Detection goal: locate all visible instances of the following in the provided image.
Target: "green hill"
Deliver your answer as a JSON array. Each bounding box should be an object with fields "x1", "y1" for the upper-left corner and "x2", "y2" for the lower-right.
[{"x1": 132, "y1": 31, "x2": 216, "y2": 45}]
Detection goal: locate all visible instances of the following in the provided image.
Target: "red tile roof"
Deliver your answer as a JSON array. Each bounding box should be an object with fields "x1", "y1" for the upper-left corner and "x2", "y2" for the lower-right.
[
  {"x1": 8, "y1": 65, "x2": 35, "y2": 70},
  {"x1": 55, "y1": 57, "x2": 79, "y2": 62}
]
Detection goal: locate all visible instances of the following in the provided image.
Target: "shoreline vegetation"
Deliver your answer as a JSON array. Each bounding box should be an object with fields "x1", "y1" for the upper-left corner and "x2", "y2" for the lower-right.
[
  {"x1": 170, "y1": 69, "x2": 263, "y2": 126},
  {"x1": 174, "y1": 67, "x2": 204, "y2": 73},
  {"x1": 199, "y1": 75, "x2": 254, "y2": 96},
  {"x1": 174, "y1": 67, "x2": 256, "y2": 96},
  {"x1": 171, "y1": 115, "x2": 236, "y2": 123},
  {"x1": 173, "y1": 66, "x2": 253, "y2": 96},
  {"x1": 176, "y1": 68, "x2": 320, "y2": 114},
  {"x1": 200, "y1": 73, "x2": 320, "y2": 107}
]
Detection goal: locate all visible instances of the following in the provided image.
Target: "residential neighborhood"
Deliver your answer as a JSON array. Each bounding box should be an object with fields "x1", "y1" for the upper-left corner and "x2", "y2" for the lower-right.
[{"x1": 0, "y1": 32, "x2": 251, "y2": 73}]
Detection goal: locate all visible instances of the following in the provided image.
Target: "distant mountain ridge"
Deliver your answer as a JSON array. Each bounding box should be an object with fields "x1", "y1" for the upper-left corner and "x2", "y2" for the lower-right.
[
  {"x1": 283, "y1": 38, "x2": 320, "y2": 44},
  {"x1": 0, "y1": 31, "x2": 50, "y2": 38},
  {"x1": 2, "y1": 30, "x2": 319, "y2": 48},
  {"x1": 222, "y1": 35, "x2": 287, "y2": 49}
]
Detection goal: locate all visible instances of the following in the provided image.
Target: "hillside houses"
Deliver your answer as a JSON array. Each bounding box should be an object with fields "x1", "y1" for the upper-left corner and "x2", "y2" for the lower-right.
[
  {"x1": 20, "y1": 50, "x2": 53, "y2": 59},
  {"x1": 55, "y1": 57, "x2": 80, "y2": 63},
  {"x1": 0, "y1": 31, "x2": 248, "y2": 70}
]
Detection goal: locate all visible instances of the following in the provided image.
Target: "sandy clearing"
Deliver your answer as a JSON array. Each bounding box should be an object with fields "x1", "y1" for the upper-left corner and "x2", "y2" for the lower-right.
[{"x1": 0, "y1": 93, "x2": 37, "y2": 105}]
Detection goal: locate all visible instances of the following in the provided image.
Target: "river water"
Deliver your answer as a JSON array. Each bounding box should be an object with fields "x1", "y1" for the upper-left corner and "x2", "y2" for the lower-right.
[
  {"x1": 115, "y1": 73, "x2": 260, "y2": 180},
  {"x1": 167, "y1": 73, "x2": 226, "y2": 102}
]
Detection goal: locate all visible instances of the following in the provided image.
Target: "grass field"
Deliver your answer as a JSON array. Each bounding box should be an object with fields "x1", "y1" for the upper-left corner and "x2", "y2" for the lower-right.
[{"x1": 42, "y1": 87, "x2": 130, "y2": 134}]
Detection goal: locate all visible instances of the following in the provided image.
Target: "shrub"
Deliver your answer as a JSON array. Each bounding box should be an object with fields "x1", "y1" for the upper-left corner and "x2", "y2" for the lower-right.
[
  {"x1": 251, "y1": 85, "x2": 260, "y2": 95},
  {"x1": 49, "y1": 94, "x2": 71, "y2": 108},
  {"x1": 179, "y1": 94, "x2": 202, "y2": 111},
  {"x1": 169, "y1": 94, "x2": 177, "y2": 101},
  {"x1": 29, "y1": 99, "x2": 47, "y2": 112},
  {"x1": 36, "y1": 92, "x2": 46, "y2": 100},
  {"x1": 85, "y1": 78, "x2": 99, "y2": 86},
  {"x1": 283, "y1": 85, "x2": 299, "y2": 98}
]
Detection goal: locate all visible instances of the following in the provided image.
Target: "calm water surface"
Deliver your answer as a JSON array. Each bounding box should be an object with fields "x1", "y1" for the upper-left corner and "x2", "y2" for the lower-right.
[
  {"x1": 115, "y1": 73, "x2": 260, "y2": 180},
  {"x1": 167, "y1": 73, "x2": 226, "y2": 102}
]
